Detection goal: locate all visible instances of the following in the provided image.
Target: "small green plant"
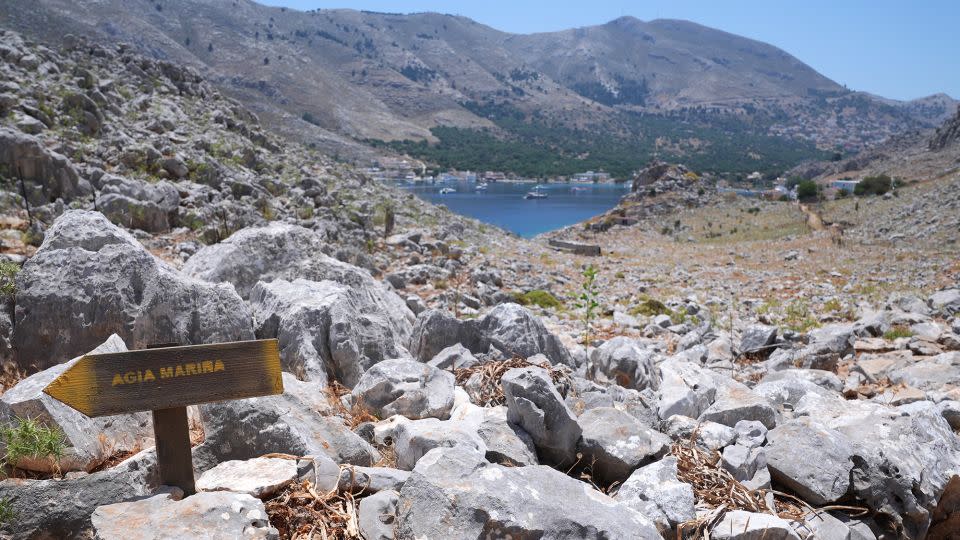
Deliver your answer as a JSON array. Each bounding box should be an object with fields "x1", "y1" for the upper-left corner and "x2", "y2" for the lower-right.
[
  {"x1": 629, "y1": 296, "x2": 670, "y2": 317},
  {"x1": 783, "y1": 299, "x2": 819, "y2": 333},
  {"x1": 823, "y1": 298, "x2": 843, "y2": 313},
  {"x1": 1, "y1": 417, "x2": 67, "y2": 474},
  {"x1": 883, "y1": 325, "x2": 913, "y2": 340},
  {"x1": 515, "y1": 290, "x2": 562, "y2": 309},
  {"x1": 575, "y1": 265, "x2": 600, "y2": 349},
  {"x1": 670, "y1": 306, "x2": 690, "y2": 326},
  {"x1": 0, "y1": 261, "x2": 18, "y2": 297},
  {"x1": 0, "y1": 496, "x2": 13, "y2": 526}
]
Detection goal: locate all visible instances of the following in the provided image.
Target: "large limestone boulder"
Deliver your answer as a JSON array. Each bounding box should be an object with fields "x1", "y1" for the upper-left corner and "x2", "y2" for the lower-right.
[
  {"x1": 251, "y1": 279, "x2": 412, "y2": 387},
  {"x1": 193, "y1": 373, "x2": 379, "y2": 471},
  {"x1": 577, "y1": 407, "x2": 670, "y2": 484},
  {"x1": 765, "y1": 418, "x2": 854, "y2": 505},
  {"x1": 95, "y1": 174, "x2": 180, "y2": 233},
  {"x1": 350, "y1": 358, "x2": 455, "y2": 420},
  {"x1": 409, "y1": 303, "x2": 573, "y2": 366},
  {"x1": 0, "y1": 126, "x2": 91, "y2": 206},
  {"x1": 91, "y1": 491, "x2": 278, "y2": 539},
  {"x1": 182, "y1": 223, "x2": 411, "y2": 319},
  {"x1": 501, "y1": 366, "x2": 582, "y2": 466},
  {"x1": 0, "y1": 449, "x2": 159, "y2": 539},
  {"x1": 13, "y1": 211, "x2": 253, "y2": 371},
  {"x1": 656, "y1": 360, "x2": 718, "y2": 420},
  {"x1": 0, "y1": 335, "x2": 152, "y2": 473},
  {"x1": 395, "y1": 446, "x2": 661, "y2": 539},
  {"x1": 476, "y1": 303, "x2": 573, "y2": 364},
  {"x1": 616, "y1": 456, "x2": 695, "y2": 534},
  {"x1": 795, "y1": 392, "x2": 960, "y2": 538},
  {"x1": 393, "y1": 417, "x2": 486, "y2": 470}
]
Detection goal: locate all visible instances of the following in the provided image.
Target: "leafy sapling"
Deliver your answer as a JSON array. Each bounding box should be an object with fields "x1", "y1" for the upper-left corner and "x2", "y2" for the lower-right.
[{"x1": 576, "y1": 264, "x2": 600, "y2": 356}]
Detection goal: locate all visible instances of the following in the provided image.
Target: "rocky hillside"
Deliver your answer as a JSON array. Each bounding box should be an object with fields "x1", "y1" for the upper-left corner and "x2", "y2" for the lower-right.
[
  {"x1": 1, "y1": 1, "x2": 954, "y2": 170},
  {"x1": 1, "y1": 25, "x2": 960, "y2": 540},
  {"x1": 786, "y1": 103, "x2": 960, "y2": 186}
]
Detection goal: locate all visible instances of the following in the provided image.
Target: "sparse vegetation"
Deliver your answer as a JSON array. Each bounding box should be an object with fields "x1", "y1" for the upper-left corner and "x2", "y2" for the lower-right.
[
  {"x1": 854, "y1": 174, "x2": 892, "y2": 196},
  {"x1": 796, "y1": 180, "x2": 819, "y2": 201},
  {"x1": 575, "y1": 265, "x2": 600, "y2": 347},
  {"x1": 0, "y1": 417, "x2": 67, "y2": 474},
  {"x1": 883, "y1": 325, "x2": 913, "y2": 340},
  {"x1": 0, "y1": 261, "x2": 19, "y2": 297},
  {"x1": 0, "y1": 496, "x2": 13, "y2": 526},
  {"x1": 515, "y1": 289, "x2": 562, "y2": 309}
]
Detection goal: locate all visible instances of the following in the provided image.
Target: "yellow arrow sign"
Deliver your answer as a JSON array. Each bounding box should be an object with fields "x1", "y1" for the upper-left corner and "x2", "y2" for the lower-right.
[{"x1": 44, "y1": 339, "x2": 284, "y2": 417}]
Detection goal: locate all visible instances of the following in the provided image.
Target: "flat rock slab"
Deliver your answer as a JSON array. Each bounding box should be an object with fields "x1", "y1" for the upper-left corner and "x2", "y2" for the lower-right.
[
  {"x1": 396, "y1": 446, "x2": 661, "y2": 539},
  {"x1": 196, "y1": 457, "x2": 297, "y2": 498},
  {"x1": 711, "y1": 510, "x2": 800, "y2": 539},
  {"x1": 92, "y1": 491, "x2": 278, "y2": 539}
]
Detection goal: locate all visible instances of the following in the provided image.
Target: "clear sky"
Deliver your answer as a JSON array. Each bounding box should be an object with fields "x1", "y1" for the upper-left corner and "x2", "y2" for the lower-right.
[{"x1": 257, "y1": 0, "x2": 958, "y2": 101}]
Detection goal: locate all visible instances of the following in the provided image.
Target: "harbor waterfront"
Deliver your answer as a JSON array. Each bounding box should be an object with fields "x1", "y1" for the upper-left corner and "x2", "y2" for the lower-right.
[{"x1": 399, "y1": 180, "x2": 630, "y2": 237}]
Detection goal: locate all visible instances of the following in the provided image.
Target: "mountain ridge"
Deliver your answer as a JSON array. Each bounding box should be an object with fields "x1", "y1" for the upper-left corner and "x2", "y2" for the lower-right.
[{"x1": 2, "y1": 0, "x2": 955, "y2": 173}]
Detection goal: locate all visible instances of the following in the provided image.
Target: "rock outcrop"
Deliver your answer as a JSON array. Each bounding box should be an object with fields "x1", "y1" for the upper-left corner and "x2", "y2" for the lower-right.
[{"x1": 12, "y1": 211, "x2": 253, "y2": 371}]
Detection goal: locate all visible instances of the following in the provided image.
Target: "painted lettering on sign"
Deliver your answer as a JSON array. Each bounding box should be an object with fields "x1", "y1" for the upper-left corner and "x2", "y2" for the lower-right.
[{"x1": 111, "y1": 359, "x2": 226, "y2": 386}]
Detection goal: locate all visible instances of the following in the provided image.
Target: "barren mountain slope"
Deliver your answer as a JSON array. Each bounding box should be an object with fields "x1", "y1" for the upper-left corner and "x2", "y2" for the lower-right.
[{"x1": 1, "y1": 0, "x2": 953, "y2": 163}]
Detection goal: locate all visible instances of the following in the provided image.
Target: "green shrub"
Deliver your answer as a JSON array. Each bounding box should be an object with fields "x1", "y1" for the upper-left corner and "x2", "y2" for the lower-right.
[
  {"x1": 515, "y1": 290, "x2": 562, "y2": 309},
  {"x1": 796, "y1": 180, "x2": 819, "y2": 201},
  {"x1": 854, "y1": 175, "x2": 892, "y2": 196},
  {"x1": 0, "y1": 497, "x2": 12, "y2": 526},
  {"x1": 629, "y1": 297, "x2": 670, "y2": 317},
  {"x1": 0, "y1": 261, "x2": 18, "y2": 297},
  {"x1": 1, "y1": 417, "x2": 67, "y2": 473},
  {"x1": 883, "y1": 325, "x2": 913, "y2": 340}
]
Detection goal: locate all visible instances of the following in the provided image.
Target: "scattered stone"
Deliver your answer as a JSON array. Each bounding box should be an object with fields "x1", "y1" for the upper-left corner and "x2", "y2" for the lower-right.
[
  {"x1": 196, "y1": 457, "x2": 297, "y2": 498},
  {"x1": 91, "y1": 491, "x2": 277, "y2": 539},
  {"x1": 252, "y1": 278, "x2": 412, "y2": 388},
  {"x1": 578, "y1": 406, "x2": 670, "y2": 484},
  {"x1": 395, "y1": 446, "x2": 661, "y2": 539},
  {"x1": 392, "y1": 417, "x2": 485, "y2": 470},
  {"x1": 501, "y1": 366, "x2": 582, "y2": 466},
  {"x1": 588, "y1": 336, "x2": 661, "y2": 390},
  {"x1": 0, "y1": 449, "x2": 159, "y2": 538},
  {"x1": 358, "y1": 489, "x2": 398, "y2": 540},
  {"x1": 193, "y1": 373, "x2": 379, "y2": 471},
  {"x1": 615, "y1": 456, "x2": 695, "y2": 533},
  {"x1": 351, "y1": 358, "x2": 455, "y2": 420},
  {"x1": 740, "y1": 324, "x2": 778, "y2": 353},
  {"x1": 699, "y1": 379, "x2": 777, "y2": 429},
  {"x1": 711, "y1": 510, "x2": 801, "y2": 539}
]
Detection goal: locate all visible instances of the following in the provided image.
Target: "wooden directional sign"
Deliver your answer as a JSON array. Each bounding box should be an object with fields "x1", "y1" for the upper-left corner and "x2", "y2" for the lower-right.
[
  {"x1": 44, "y1": 339, "x2": 284, "y2": 417},
  {"x1": 43, "y1": 339, "x2": 284, "y2": 496}
]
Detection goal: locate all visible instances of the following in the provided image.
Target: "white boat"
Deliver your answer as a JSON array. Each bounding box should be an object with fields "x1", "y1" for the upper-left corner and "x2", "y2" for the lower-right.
[
  {"x1": 524, "y1": 186, "x2": 548, "y2": 200},
  {"x1": 439, "y1": 187, "x2": 456, "y2": 194},
  {"x1": 475, "y1": 183, "x2": 488, "y2": 192}
]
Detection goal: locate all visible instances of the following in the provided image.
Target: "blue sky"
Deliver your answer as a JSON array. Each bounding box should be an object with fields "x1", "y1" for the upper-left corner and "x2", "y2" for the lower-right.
[{"x1": 257, "y1": 0, "x2": 958, "y2": 101}]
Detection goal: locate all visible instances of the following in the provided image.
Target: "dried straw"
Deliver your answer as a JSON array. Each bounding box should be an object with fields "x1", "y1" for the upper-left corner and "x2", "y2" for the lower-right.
[
  {"x1": 453, "y1": 357, "x2": 572, "y2": 407},
  {"x1": 265, "y1": 478, "x2": 362, "y2": 540},
  {"x1": 672, "y1": 433, "x2": 868, "y2": 538}
]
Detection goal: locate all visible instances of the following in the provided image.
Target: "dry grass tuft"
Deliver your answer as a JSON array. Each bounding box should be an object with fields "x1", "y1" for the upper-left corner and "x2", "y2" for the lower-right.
[
  {"x1": 326, "y1": 382, "x2": 378, "y2": 429},
  {"x1": 265, "y1": 479, "x2": 362, "y2": 540},
  {"x1": 673, "y1": 433, "x2": 867, "y2": 538},
  {"x1": 453, "y1": 357, "x2": 572, "y2": 407},
  {"x1": 0, "y1": 362, "x2": 25, "y2": 393}
]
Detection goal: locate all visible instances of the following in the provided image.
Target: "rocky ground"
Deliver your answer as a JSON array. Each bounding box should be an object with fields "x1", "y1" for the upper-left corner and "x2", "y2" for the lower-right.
[{"x1": 0, "y1": 28, "x2": 959, "y2": 540}]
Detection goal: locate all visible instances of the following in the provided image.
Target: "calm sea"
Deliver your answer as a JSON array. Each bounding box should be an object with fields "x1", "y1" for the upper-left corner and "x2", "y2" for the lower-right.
[{"x1": 400, "y1": 181, "x2": 630, "y2": 237}]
